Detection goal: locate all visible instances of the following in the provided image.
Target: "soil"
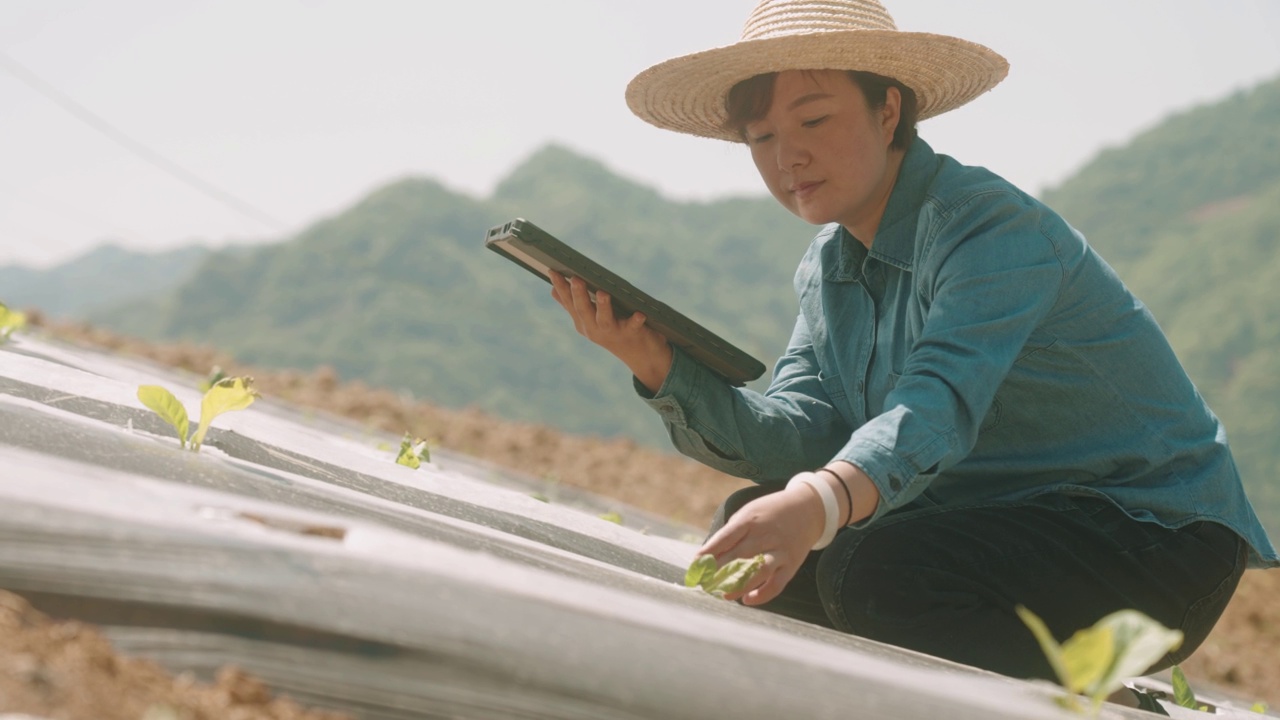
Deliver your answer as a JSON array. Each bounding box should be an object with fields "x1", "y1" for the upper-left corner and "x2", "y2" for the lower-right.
[
  {"x1": 0, "y1": 592, "x2": 349, "y2": 720},
  {"x1": 3, "y1": 314, "x2": 1277, "y2": 715}
]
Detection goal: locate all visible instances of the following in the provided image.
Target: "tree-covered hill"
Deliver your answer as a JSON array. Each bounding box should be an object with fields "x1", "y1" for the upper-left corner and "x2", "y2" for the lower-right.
[
  {"x1": 93, "y1": 145, "x2": 813, "y2": 447},
  {"x1": 0, "y1": 243, "x2": 209, "y2": 318}
]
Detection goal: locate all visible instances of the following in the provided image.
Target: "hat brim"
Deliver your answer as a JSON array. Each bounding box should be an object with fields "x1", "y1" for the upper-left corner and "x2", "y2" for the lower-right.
[{"x1": 625, "y1": 30, "x2": 1009, "y2": 142}]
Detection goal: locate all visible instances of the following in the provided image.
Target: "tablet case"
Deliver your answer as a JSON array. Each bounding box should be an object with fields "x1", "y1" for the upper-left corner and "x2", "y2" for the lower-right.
[{"x1": 484, "y1": 218, "x2": 766, "y2": 386}]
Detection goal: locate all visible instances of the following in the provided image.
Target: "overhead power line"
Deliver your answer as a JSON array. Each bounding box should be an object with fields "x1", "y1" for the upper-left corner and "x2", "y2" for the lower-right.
[{"x1": 0, "y1": 50, "x2": 284, "y2": 232}]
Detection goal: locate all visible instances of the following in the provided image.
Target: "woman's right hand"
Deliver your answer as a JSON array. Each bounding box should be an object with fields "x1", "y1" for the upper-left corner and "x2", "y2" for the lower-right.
[{"x1": 549, "y1": 272, "x2": 673, "y2": 393}]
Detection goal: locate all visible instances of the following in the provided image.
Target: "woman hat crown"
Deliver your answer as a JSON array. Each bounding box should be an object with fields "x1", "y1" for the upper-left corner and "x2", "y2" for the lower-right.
[{"x1": 625, "y1": 0, "x2": 1009, "y2": 141}]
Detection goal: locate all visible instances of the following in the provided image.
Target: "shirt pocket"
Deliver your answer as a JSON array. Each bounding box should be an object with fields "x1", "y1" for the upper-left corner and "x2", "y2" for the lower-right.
[{"x1": 818, "y1": 368, "x2": 847, "y2": 403}]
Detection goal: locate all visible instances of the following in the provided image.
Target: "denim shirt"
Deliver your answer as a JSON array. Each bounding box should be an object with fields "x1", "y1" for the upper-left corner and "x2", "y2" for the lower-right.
[{"x1": 640, "y1": 138, "x2": 1278, "y2": 568}]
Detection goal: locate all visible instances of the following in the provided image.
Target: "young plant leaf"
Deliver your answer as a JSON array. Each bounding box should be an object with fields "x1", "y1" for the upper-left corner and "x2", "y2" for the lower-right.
[
  {"x1": 706, "y1": 554, "x2": 766, "y2": 598},
  {"x1": 684, "y1": 553, "x2": 766, "y2": 598},
  {"x1": 1016, "y1": 606, "x2": 1073, "y2": 692},
  {"x1": 137, "y1": 385, "x2": 190, "y2": 449},
  {"x1": 1171, "y1": 665, "x2": 1197, "y2": 709},
  {"x1": 1089, "y1": 610, "x2": 1183, "y2": 699},
  {"x1": 189, "y1": 377, "x2": 258, "y2": 451},
  {"x1": 0, "y1": 302, "x2": 27, "y2": 342},
  {"x1": 1017, "y1": 605, "x2": 1184, "y2": 712},
  {"x1": 685, "y1": 553, "x2": 718, "y2": 589},
  {"x1": 396, "y1": 433, "x2": 428, "y2": 468},
  {"x1": 1059, "y1": 624, "x2": 1114, "y2": 695},
  {"x1": 598, "y1": 511, "x2": 623, "y2": 525},
  {"x1": 1252, "y1": 702, "x2": 1269, "y2": 714},
  {"x1": 197, "y1": 365, "x2": 227, "y2": 393}
]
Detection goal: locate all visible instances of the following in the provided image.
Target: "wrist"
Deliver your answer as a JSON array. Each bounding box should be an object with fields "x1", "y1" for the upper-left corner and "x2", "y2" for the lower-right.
[{"x1": 787, "y1": 471, "x2": 839, "y2": 550}]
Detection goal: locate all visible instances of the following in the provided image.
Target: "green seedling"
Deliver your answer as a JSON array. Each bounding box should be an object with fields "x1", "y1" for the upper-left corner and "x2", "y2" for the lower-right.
[
  {"x1": 684, "y1": 552, "x2": 766, "y2": 599},
  {"x1": 1171, "y1": 665, "x2": 1197, "y2": 709},
  {"x1": 137, "y1": 377, "x2": 259, "y2": 452},
  {"x1": 599, "y1": 511, "x2": 623, "y2": 525},
  {"x1": 1017, "y1": 605, "x2": 1183, "y2": 715},
  {"x1": 396, "y1": 432, "x2": 429, "y2": 468},
  {"x1": 0, "y1": 302, "x2": 27, "y2": 342},
  {"x1": 197, "y1": 365, "x2": 228, "y2": 393},
  {"x1": 529, "y1": 492, "x2": 550, "y2": 503},
  {"x1": 1252, "y1": 702, "x2": 1269, "y2": 714}
]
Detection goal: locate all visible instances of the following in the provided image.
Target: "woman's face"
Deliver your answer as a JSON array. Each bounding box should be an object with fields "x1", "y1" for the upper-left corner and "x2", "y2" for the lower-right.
[{"x1": 745, "y1": 69, "x2": 901, "y2": 239}]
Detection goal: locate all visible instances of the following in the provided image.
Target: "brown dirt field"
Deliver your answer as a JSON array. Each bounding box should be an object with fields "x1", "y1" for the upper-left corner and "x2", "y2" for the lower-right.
[
  {"x1": 0, "y1": 591, "x2": 350, "y2": 720},
  {"x1": 4, "y1": 315, "x2": 1278, "y2": 713}
]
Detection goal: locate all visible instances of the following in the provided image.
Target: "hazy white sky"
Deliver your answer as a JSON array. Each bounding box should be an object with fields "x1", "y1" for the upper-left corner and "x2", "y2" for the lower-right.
[{"x1": 1, "y1": 0, "x2": 1278, "y2": 268}]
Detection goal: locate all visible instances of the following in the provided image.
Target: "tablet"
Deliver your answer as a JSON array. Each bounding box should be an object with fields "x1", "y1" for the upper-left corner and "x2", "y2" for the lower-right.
[{"x1": 484, "y1": 218, "x2": 766, "y2": 386}]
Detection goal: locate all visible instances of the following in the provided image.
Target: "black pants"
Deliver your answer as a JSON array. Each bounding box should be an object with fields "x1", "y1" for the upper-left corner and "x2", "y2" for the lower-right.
[{"x1": 711, "y1": 484, "x2": 1247, "y2": 680}]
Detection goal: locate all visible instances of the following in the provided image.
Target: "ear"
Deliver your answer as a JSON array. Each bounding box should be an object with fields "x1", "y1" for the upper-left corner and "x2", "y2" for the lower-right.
[{"x1": 880, "y1": 86, "x2": 902, "y2": 146}]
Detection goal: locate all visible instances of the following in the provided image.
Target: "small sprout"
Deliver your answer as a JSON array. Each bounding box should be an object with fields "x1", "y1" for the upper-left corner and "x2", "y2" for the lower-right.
[
  {"x1": 396, "y1": 432, "x2": 429, "y2": 468},
  {"x1": 684, "y1": 553, "x2": 765, "y2": 599},
  {"x1": 1252, "y1": 702, "x2": 1269, "y2": 714},
  {"x1": 0, "y1": 302, "x2": 27, "y2": 342},
  {"x1": 138, "y1": 385, "x2": 191, "y2": 449},
  {"x1": 1171, "y1": 665, "x2": 1197, "y2": 709},
  {"x1": 529, "y1": 492, "x2": 550, "y2": 503},
  {"x1": 598, "y1": 511, "x2": 623, "y2": 525},
  {"x1": 136, "y1": 377, "x2": 258, "y2": 452},
  {"x1": 197, "y1": 365, "x2": 228, "y2": 393},
  {"x1": 190, "y1": 377, "x2": 259, "y2": 451},
  {"x1": 1017, "y1": 606, "x2": 1183, "y2": 714}
]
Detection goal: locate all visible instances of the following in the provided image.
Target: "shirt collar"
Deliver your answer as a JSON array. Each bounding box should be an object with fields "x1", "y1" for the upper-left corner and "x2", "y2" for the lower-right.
[{"x1": 827, "y1": 137, "x2": 938, "y2": 282}]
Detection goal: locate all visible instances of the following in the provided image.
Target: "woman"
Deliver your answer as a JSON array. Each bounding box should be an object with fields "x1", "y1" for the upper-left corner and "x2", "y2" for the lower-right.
[{"x1": 550, "y1": 0, "x2": 1278, "y2": 702}]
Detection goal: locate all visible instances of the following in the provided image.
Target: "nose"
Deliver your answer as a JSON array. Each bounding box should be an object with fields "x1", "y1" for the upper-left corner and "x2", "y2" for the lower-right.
[{"x1": 776, "y1": 131, "x2": 809, "y2": 172}]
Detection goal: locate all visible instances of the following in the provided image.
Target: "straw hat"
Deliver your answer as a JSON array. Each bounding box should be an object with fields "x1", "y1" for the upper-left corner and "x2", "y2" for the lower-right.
[{"x1": 625, "y1": 0, "x2": 1009, "y2": 142}]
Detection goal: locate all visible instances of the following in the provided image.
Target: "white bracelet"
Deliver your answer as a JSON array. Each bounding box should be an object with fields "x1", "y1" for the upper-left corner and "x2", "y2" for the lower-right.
[{"x1": 787, "y1": 471, "x2": 839, "y2": 550}]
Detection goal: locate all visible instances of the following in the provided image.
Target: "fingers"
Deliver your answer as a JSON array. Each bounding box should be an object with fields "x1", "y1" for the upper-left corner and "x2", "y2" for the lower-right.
[{"x1": 699, "y1": 521, "x2": 748, "y2": 561}]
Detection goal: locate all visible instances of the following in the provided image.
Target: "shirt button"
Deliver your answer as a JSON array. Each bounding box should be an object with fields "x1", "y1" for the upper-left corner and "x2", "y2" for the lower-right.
[{"x1": 889, "y1": 476, "x2": 903, "y2": 492}]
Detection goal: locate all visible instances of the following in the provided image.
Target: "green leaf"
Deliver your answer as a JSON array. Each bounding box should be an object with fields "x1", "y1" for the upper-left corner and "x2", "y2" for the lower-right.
[
  {"x1": 1087, "y1": 610, "x2": 1183, "y2": 700},
  {"x1": 705, "y1": 554, "x2": 765, "y2": 598},
  {"x1": 1252, "y1": 701, "x2": 1269, "y2": 714},
  {"x1": 1016, "y1": 606, "x2": 1073, "y2": 691},
  {"x1": 190, "y1": 377, "x2": 258, "y2": 451},
  {"x1": 137, "y1": 385, "x2": 190, "y2": 449},
  {"x1": 685, "y1": 553, "x2": 718, "y2": 588},
  {"x1": 396, "y1": 433, "x2": 425, "y2": 469},
  {"x1": 598, "y1": 511, "x2": 623, "y2": 525},
  {"x1": 1060, "y1": 624, "x2": 1114, "y2": 694},
  {"x1": 0, "y1": 302, "x2": 26, "y2": 342},
  {"x1": 1017, "y1": 606, "x2": 1184, "y2": 711},
  {"x1": 1171, "y1": 665, "x2": 1197, "y2": 709},
  {"x1": 197, "y1": 365, "x2": 227, "y2": 393}
]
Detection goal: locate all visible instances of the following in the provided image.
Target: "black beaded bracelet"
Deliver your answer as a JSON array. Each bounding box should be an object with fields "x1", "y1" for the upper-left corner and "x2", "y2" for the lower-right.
[{"x1": 816, "y1": 467, "x2": 854, "y2": 527}]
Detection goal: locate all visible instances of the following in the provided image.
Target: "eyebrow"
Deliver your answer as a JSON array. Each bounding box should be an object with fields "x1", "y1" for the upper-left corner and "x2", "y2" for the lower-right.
[{"x1": 787, "y1": 92, "x2": 835, "y2": 111}]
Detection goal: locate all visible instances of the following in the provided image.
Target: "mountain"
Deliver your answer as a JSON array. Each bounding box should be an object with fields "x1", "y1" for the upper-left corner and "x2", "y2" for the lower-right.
[
  {"x1": 1041, "y1": 75, "x2": 1280, "y2": 271},
  {"x1": 93, "y1": 145, "x2": 813, "y2": 447},
  {"x1": 0, "y1": 243, "x2": 210, "y2": 318}
]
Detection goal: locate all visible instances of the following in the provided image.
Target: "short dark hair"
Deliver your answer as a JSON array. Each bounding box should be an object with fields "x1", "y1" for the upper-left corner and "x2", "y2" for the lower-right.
[{"x1": 723, "y1": 70, "x2": 919, "y2": 150}]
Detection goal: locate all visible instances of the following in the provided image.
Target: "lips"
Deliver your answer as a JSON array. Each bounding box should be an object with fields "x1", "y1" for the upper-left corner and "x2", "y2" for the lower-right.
[{"x1": 792, "y1": 180, "x2": 823, "y2": 198}]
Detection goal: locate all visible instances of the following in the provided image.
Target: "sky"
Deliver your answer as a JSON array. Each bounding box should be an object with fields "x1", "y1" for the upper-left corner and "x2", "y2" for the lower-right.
[{"x1": 1, "y1": 0, "x2": 1278, "y2": 269}]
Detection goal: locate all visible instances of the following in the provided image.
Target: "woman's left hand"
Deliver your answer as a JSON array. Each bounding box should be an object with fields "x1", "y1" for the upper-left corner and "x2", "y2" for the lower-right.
[{"x1": 698, "y1": 484, "x2": 826, "y2": 606}]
